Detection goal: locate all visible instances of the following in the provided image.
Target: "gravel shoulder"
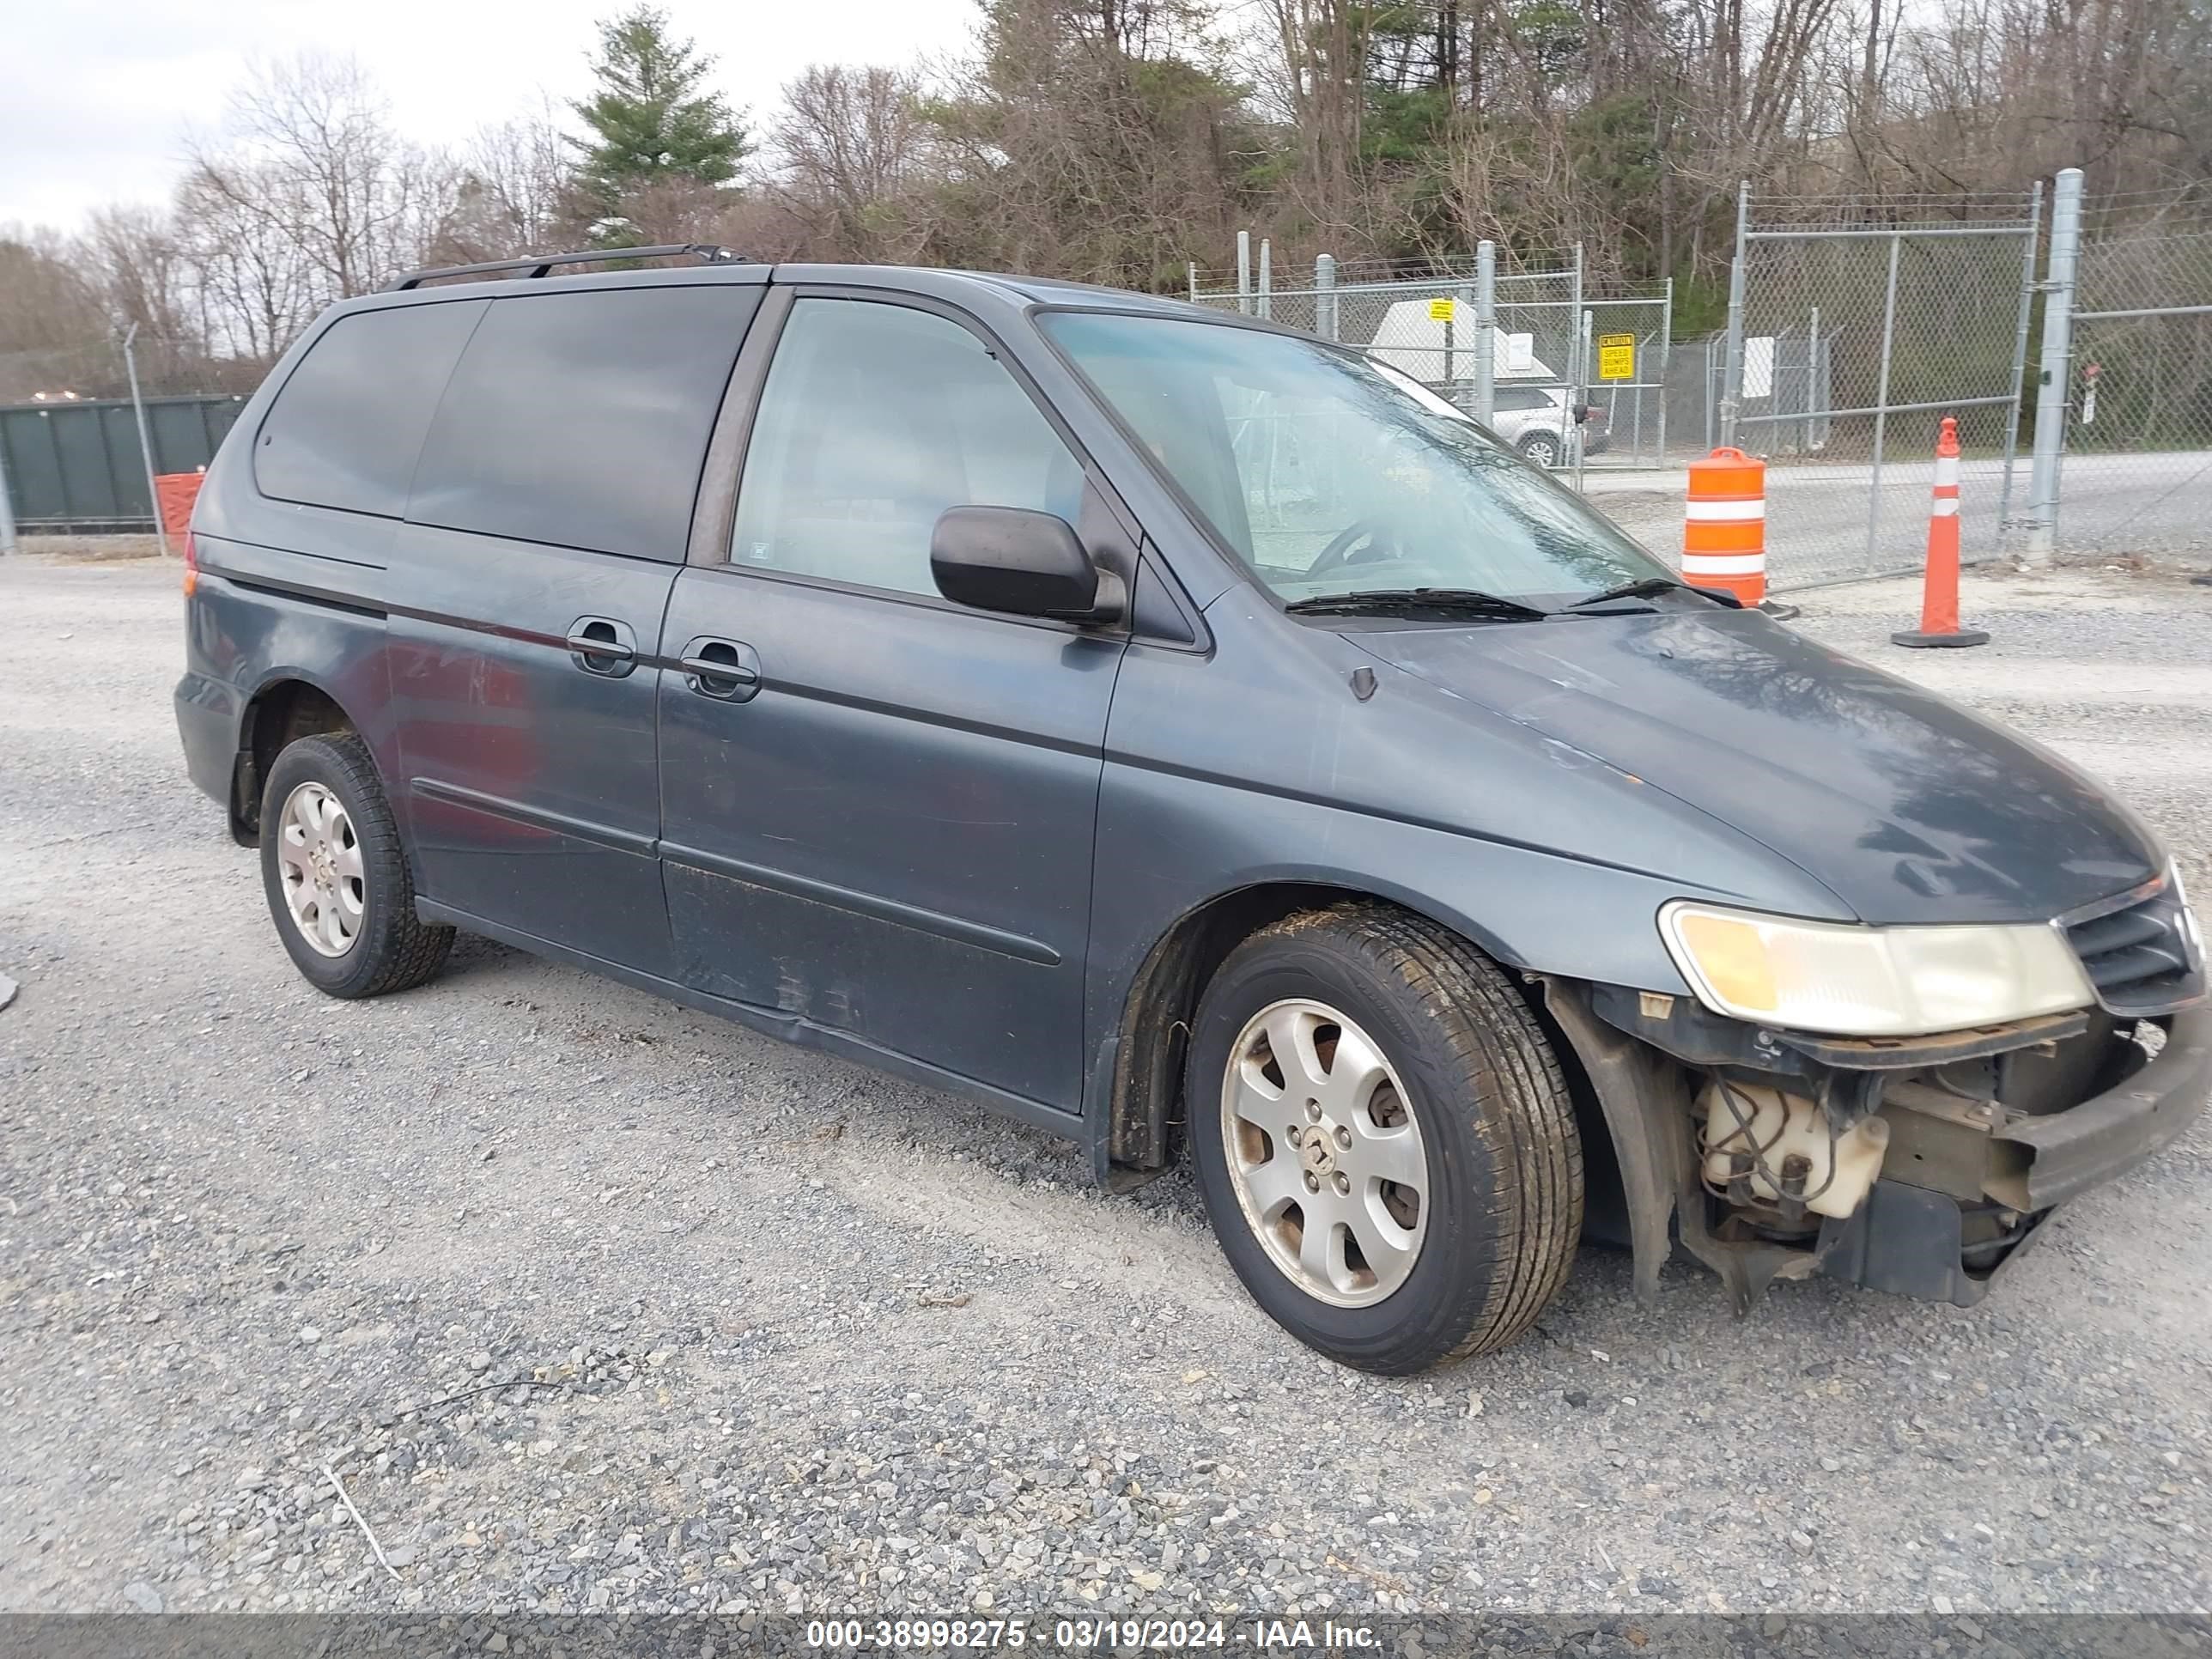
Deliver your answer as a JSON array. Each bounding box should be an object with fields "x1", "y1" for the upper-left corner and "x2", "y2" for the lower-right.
[{"x1": 2, "y1": 553, "x2": 2208, "y2": 1620}]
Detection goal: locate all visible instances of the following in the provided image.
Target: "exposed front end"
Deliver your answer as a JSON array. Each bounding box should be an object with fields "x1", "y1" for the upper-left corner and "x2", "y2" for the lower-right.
[{"x1": 1559, "y1": 870, "x2": 2209, "y2": 1311}]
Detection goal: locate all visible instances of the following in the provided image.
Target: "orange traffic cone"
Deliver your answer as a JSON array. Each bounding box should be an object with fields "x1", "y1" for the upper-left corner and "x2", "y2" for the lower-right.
[{"x1": 1893, "y1": 417, "x2": 1987, "y2": 648}]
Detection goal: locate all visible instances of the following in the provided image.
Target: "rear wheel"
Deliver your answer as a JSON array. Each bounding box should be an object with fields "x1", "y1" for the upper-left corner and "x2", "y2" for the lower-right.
[
  {"x1": 259, "y1": 733, "x2": 453, "y2": 999},
  {"x1": 1187, "y1": 905, "x2": 1583, "y2": 1372}
]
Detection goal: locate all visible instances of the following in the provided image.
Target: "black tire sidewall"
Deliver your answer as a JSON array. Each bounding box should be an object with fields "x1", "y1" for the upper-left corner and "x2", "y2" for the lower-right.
[
  {"x1": 1187, "y1": 933, "x2": 1513, "y2": 1370},
  {"x1": 258, "y1": 736, "x2": 404, "y2": 997}
]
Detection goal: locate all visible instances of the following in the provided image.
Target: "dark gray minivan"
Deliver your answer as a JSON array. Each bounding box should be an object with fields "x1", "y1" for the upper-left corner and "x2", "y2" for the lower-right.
[{"x1": 174, "y1": 246, "x2": 2208, "y2": 1373}]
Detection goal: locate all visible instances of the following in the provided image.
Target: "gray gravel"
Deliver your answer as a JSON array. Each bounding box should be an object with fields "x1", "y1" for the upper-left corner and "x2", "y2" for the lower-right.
[{"x1": 3, "y1": 552, "x2": 2209, "y2": 1620}]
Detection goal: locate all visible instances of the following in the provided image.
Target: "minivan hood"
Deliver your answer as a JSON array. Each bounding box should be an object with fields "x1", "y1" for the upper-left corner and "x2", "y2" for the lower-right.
[{"x1": 1351, "y1": 608, "x2": 2160, "y2": 926}]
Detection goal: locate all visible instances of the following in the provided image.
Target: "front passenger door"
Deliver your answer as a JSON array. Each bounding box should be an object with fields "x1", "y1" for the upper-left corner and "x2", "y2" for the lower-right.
[{"x1": 657, "y1": 295, "x2": 1132, "y2": 1111}]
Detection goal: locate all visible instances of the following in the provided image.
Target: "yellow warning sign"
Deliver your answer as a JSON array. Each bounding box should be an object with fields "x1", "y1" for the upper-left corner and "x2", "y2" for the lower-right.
[
  {"x1": 1597, "y1": 332, "x2": 1637, "y2": 380},
  {"x1": 1428, "y1": 297, "x2": 1456, "y2": 322}
]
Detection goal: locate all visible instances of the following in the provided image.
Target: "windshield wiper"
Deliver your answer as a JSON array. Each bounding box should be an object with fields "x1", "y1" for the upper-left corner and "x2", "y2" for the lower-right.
[
  {"x1": 1284, "y1": 586, "x2": 1548, "y2": 621},
  {"x1": 1560, "y1": 576, "x2": 1741, "y2": 613}
]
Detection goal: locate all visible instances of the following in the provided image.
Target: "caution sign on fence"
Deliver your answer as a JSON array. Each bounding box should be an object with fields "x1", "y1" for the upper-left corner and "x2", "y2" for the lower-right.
[
  {"x1": 1597, "y1": 332, "x2": 1637, "y2": 380},
  {"x1": 1428, "y1": 297, "x2": 1456, "y2": 322}
]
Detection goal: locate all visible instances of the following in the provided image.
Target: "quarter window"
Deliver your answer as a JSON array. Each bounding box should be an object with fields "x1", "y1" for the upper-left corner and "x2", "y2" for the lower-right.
[
  {"x1": 254, "y1": 300, "x2": 487, "y2": 518},
  {"x1": 729, "y1": 299, "x2": 1085, "y2": 598}
]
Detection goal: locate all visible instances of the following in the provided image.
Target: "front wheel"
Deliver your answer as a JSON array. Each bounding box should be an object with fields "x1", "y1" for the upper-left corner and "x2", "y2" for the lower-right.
[
  {"x1": 1187, "y1": 906, "x2": 1583, "y2": 1372},
  {"x1": 258, "y1": 732, "x2": 453, "y2": 999}
]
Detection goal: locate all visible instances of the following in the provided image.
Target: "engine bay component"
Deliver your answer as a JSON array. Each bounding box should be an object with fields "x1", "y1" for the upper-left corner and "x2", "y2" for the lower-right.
[{"x1": 1696, "y1": 1077, "x2": 1891, "y2": 1221}]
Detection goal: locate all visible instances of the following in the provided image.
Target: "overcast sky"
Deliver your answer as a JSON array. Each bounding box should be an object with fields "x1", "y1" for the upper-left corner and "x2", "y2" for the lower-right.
[{"x1": 0, "y1": 0, "x2": 982, "y2": 231}]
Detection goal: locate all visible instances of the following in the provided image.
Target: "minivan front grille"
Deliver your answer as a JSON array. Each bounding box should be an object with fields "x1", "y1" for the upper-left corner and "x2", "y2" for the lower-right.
[{"x1": 2061, "y1": 880, "x2": 2205, "y2": 1017}]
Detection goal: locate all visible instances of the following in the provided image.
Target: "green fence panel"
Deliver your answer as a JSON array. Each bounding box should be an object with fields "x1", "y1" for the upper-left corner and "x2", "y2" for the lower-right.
[{"x1": 0, "y1": 394, "x2": 249, "y2": 532}]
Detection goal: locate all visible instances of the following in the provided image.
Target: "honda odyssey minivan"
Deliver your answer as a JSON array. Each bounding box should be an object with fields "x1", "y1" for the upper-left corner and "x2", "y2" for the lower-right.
[{"x1": 175, "y1": 246, "x2": 2208, "y2": 1373}]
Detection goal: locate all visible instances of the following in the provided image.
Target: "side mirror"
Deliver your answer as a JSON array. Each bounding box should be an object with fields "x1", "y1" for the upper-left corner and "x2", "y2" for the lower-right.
[{"x1": 930, "y1": 505, "x2": 1127, "y2": 625}]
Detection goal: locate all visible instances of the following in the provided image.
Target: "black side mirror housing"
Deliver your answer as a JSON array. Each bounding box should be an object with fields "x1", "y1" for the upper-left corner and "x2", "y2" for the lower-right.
[{"x1": 930, "y1": 506, "x2": 1127, "y2": 625}]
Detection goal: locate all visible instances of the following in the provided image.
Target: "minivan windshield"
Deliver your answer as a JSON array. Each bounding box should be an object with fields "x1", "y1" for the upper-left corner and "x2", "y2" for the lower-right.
[{"x1": 1042, "y1": 312, "x2": 1674, "y2": 609}]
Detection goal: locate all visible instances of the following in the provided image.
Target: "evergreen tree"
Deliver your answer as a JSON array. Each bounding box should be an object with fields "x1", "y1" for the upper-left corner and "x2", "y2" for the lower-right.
[{"x1": 569, "y1": 7, "x2": 747, "y2": 222}]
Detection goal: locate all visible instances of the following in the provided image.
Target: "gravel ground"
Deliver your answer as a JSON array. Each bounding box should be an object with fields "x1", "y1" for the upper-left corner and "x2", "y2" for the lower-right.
[{"x1": 2, "y1": 553, "x2": 2209, "y2": 1623}]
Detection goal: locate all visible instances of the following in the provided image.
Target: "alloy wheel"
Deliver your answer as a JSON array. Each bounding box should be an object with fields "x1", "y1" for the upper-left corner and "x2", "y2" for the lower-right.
[
  {"x1": 1219, "y1": 998, "x2": 1431, "y2": 1307},
  {"x1": 275, "y1": 781, "x2": 364, "y2": 957}
]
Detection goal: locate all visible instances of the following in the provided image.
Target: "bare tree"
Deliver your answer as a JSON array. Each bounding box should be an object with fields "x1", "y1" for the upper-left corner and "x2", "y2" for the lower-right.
[
  {"x1": 172, "y1": 159, "x2": 321, "y2": 367},
  {"x1": 185, "y1": 52, "x2": 443, "y2": 302},
  {"x1": 463, "y1": 100, "x2": 574, "y2": 253},
  {"x1": 770, "y1": 65, "x2": 929, "y2": 263},
  {"x1": 1261, "y1": 0, "x2": 1375, "y2": 237}
]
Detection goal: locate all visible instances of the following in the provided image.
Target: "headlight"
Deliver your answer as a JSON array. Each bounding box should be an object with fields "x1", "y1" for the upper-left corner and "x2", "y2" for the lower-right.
[{"x1": 1658, "y1": 902, "x2": 2094, "y2": 1036}]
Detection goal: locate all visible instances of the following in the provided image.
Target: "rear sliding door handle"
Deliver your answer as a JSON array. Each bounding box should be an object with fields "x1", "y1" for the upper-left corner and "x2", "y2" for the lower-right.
[
  {"x1": 679, "y1": 636, "x2": 762, "y2": 702},
  {"x1": 566, "y1": 616, "x2": 638, "y2": 677}
]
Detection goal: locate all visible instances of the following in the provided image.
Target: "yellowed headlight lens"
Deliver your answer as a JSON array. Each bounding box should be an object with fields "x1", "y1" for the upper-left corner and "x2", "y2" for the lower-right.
[
  {"x1": 1672, "y1": 912, "x2": 1778, "y2": 1015},
  {"x1": 1659, "y1": 902, "x2": 2094, "y2": 1036}
]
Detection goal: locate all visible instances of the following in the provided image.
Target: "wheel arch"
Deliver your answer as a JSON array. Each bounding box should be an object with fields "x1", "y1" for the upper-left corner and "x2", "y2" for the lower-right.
[
  {"x1": 230, "y1": 672, "x2": 363, "y2": 845},
  {"x1": 1099, "y1": 878, "x2": 1531, "y2": 1169},
  {"x1": 1097, "y1": 879, "x2": 1644, "y2": 1284}
]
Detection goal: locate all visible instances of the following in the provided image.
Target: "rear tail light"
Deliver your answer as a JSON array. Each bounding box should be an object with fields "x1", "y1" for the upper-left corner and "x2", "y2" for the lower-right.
[{"x1": 182, "y1": 531, "x2": 198, "y2": 596}]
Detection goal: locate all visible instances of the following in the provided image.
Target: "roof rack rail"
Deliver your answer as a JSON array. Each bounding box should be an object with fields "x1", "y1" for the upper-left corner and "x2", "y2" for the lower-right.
[{"x1": 383, "y1": 244, "x2": 746, "y2": 292}]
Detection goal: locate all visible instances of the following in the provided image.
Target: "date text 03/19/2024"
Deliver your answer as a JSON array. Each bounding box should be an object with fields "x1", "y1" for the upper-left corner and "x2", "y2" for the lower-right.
[{"x1": 802, "y1": 1618, "x2": 1383, "y2": 1650}]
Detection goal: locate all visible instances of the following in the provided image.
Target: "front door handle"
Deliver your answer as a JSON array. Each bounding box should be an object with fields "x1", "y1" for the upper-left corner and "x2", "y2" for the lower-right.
[
  {"x1": 679, "y1": 636, "x2": 763, "y2": 702},
  {"x1": 566, "y1": 616, "x2": 638, "y2": 677}
]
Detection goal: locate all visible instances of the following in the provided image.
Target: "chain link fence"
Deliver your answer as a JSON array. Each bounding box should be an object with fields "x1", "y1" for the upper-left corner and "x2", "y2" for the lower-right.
[
  {"x1": 1190, "y1": 242, "x2": 1674, "y2": 494},
  {"x1": 1719, "y1": 189, "x2": 2044, "y2": 588},
  {"x1": 2058, "y1": 199, "x2": 2212, "y2": 557},
  {"x1": 1182, "y1": 182, "x2": 2212, "y2": 591}
]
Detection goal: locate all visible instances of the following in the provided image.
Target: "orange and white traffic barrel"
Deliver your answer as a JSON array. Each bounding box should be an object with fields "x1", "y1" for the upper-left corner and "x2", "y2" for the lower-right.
[
  {"x1": 1682, "y1": 447, "x2": 1767, "y2": 606},
  {"x1": 1892, "y1": 416, "x2": 1988, "y2": 648}
]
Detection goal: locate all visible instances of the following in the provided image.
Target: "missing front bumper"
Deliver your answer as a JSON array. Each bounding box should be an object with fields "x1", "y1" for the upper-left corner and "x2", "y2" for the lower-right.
[
  {"x1": 1995, "y1": 1006, "x2": 2212, "y2": 1210},
  {"x1": 1820, "y1": 1006, "x2": 2210, "y2": 1306}
]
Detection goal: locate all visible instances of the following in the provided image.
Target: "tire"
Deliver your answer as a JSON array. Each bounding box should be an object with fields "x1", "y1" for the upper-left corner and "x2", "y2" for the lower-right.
[
  {"x1": 1518, "y1": 432, "x2": 1563, "y2": 470},
  {"x1": 1186, "y1": 904, "x2": 1583, "y2": 1373},
  {"x1": 258, "y1": 732, "x2": 453, "y2": 999}
]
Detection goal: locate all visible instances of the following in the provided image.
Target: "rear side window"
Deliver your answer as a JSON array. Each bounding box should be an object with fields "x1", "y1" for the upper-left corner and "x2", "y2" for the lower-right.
[
  {"x1": 253, "y1": 301, "x2": 488, "y2": 517},
  {"x1": 408, "y1": 285, "x2": 758, "y2": 560},
  {"x1": 1492, "y1": 386, "x2": 1553, "y2": 412}
]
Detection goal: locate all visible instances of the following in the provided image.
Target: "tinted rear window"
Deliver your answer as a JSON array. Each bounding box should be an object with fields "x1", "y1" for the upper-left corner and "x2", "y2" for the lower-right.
[
  {"x1": 254, "y1": 300, "x2": 488, "y2": 517},
  {"x1": 406, "y1": 285, "x2": 758, "y2": 560}
]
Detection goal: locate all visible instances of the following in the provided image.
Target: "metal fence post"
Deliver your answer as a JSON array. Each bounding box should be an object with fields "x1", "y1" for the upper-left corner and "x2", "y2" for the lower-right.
[
  {"x1": 1656, "y1": 276, "x2": 1673, "y2": 465},
  {"x1": 1187, "y1": 261, "x2": 1198, "y2": 303},
  {"x1": 1569, "y1": 242, "x2": 1585, "y2": 488},
  {"x1": 1473, "y1": 240, "x2": 1497, "y2": 423},
  {"x1": 1236, "y1": 231, "x2": 1252, "y2": 316},
  {"x1": 121, "y1": 323, "x2": 170, "y2": 557},
  {"x1": 1802, "y1": 307, "x2": 1820, "y2": 455},
  {"x1": 1576, "y1": 302, "x2": 1592, "y2": 492},
  {"x1": 1864, "y1": 234, "x2": 1903, "y2": 572},
  {"x1": 2027, "y1": 168, "x2": 2083, "y2": 565},
  {"x1": 1315, "y1": 254, "x2": 1337, "y2": 341},
  {"x1": 0, "y1": 425, "x2": 17, "y2": 555},
  {"x1": 1995, "y1": 180, "x2": 2044, "y2": 556},
  {"x1": 1257, "y1": 238, "x2": 1272, "y2": 321},
  {"x1": 1720, "y1": 181, "x2": 1749, "y2": 447}
]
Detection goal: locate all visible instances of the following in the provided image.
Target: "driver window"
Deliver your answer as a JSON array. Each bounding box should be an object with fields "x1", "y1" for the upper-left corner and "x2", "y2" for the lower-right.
[{"x1": 731, "y1": 299, "x2": 1086, "y2": 598}]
